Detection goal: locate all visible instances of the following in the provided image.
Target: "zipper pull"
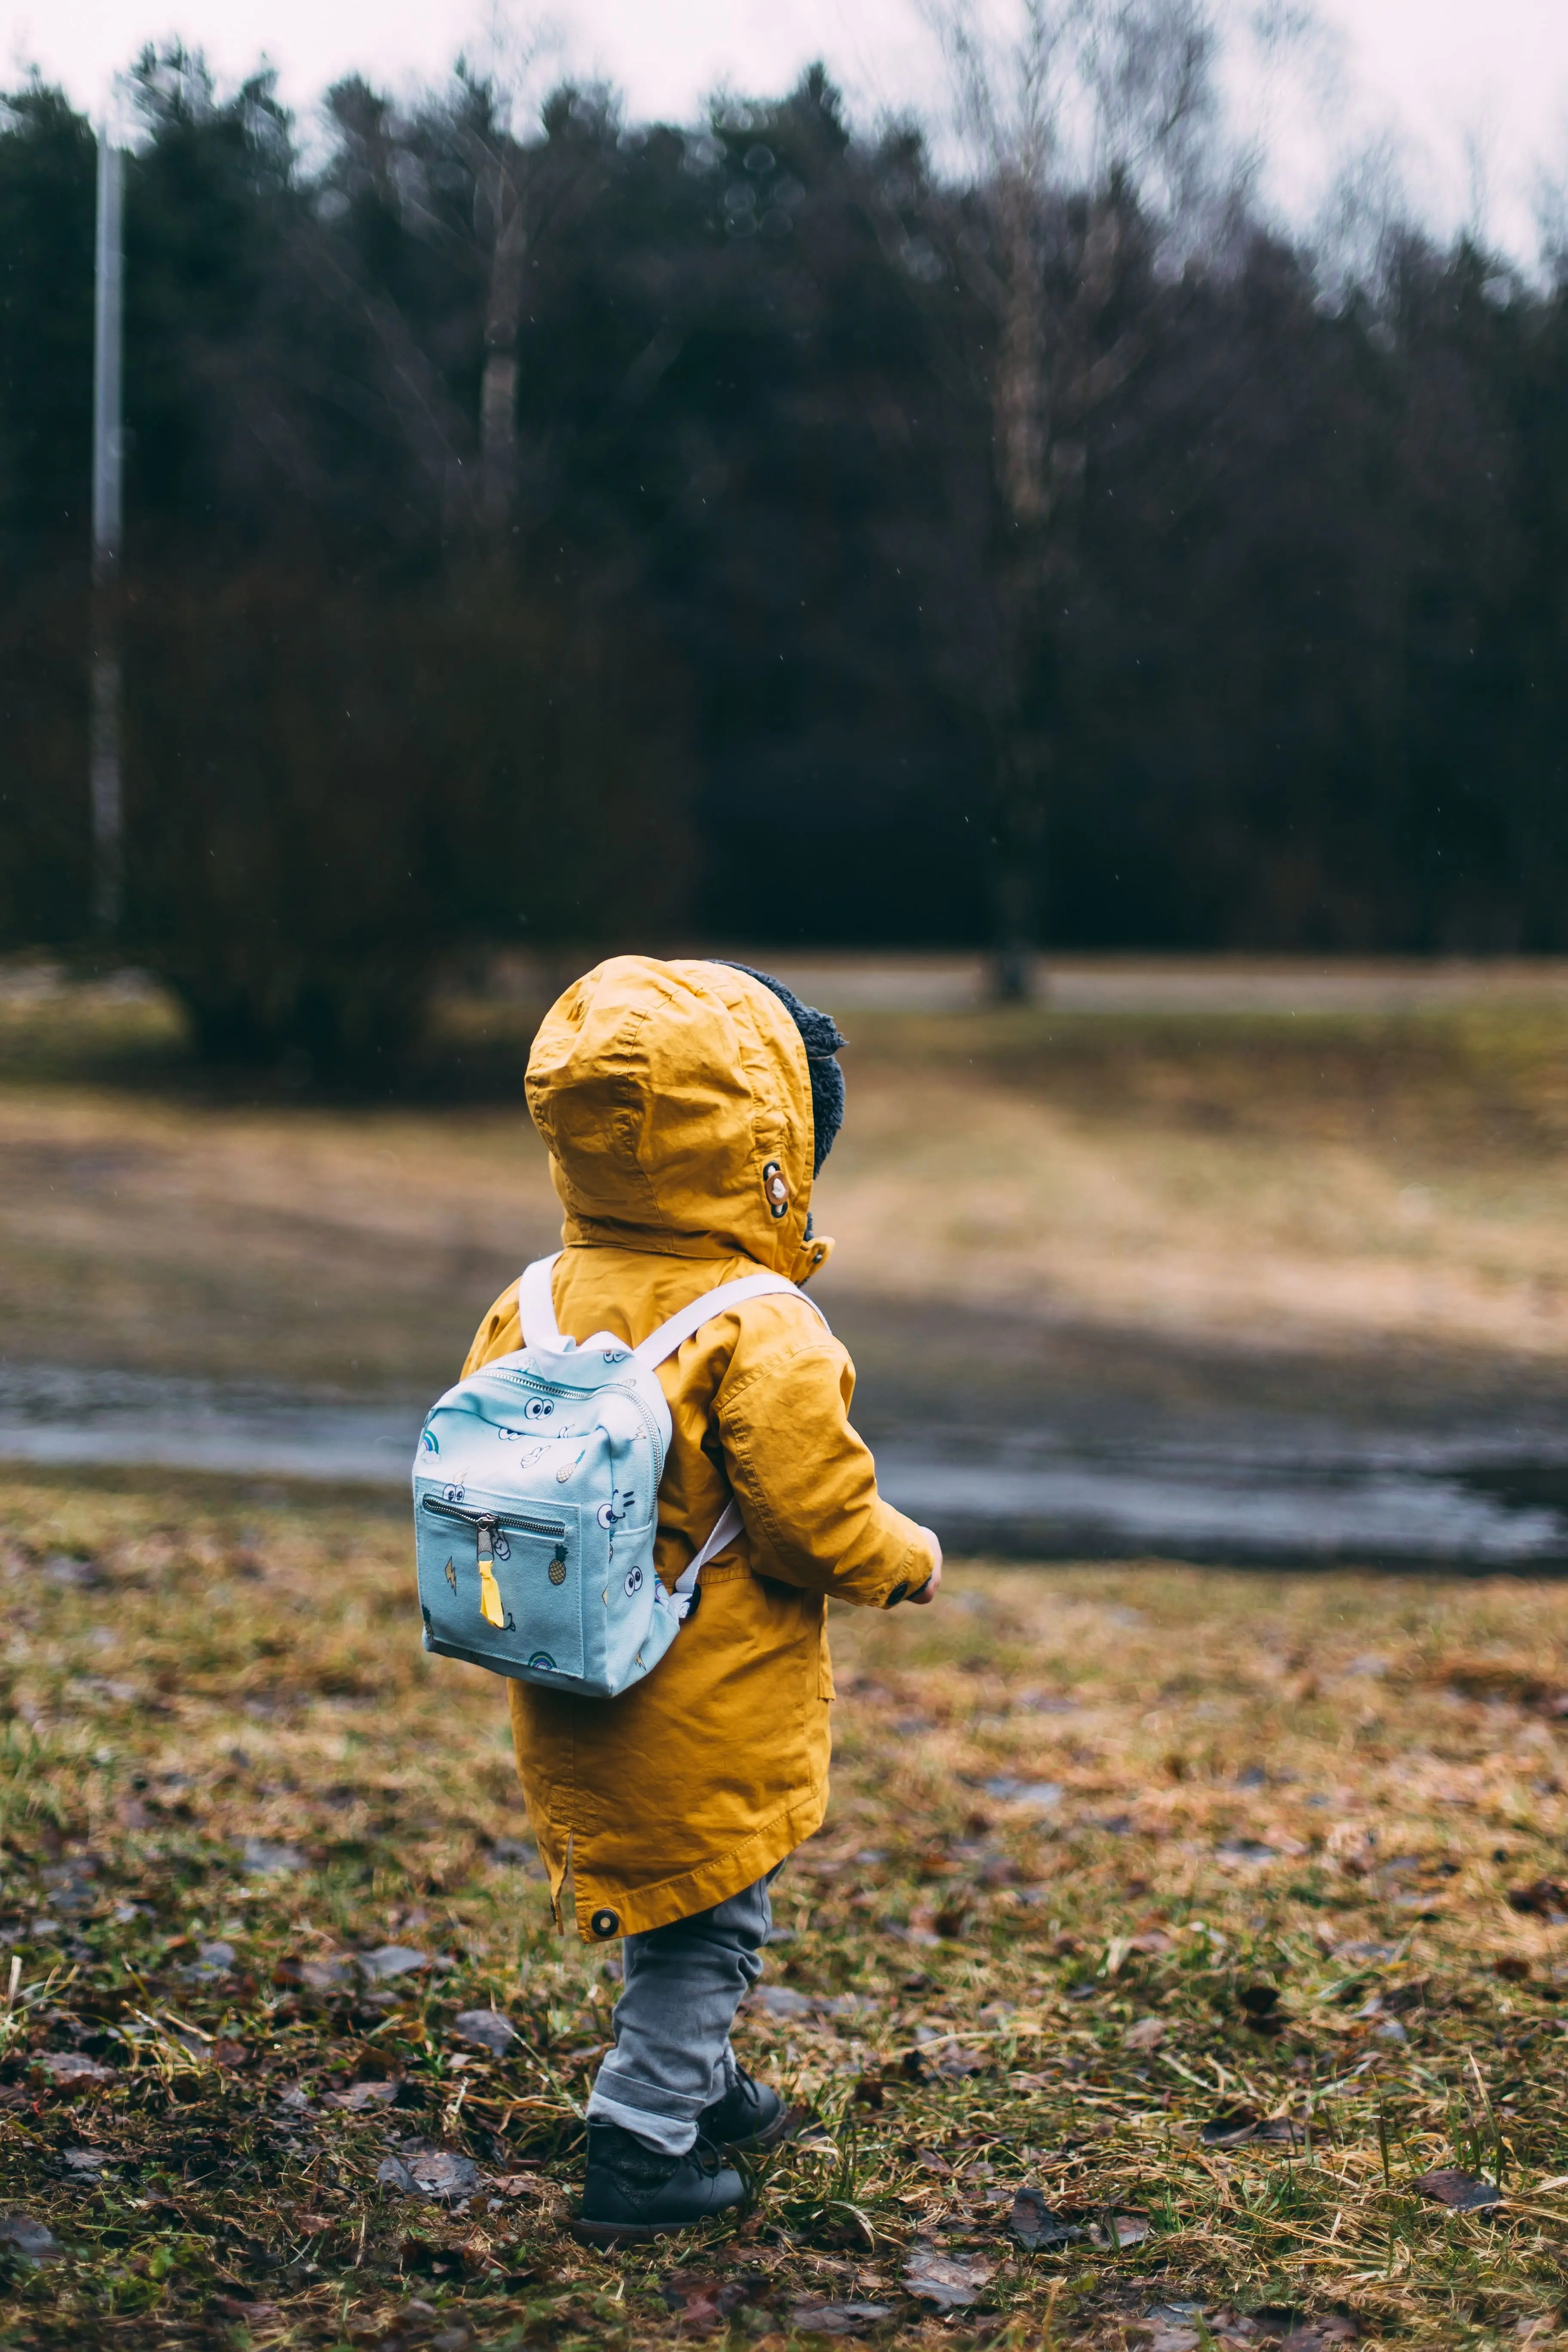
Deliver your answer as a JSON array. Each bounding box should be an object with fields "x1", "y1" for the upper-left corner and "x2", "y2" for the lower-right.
[{"x1": 475, "y1": 1517, "x2": 506, "y2": 1629}]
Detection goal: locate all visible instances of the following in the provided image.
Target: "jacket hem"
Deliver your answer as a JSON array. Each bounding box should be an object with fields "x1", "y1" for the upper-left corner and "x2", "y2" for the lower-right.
[{"x1": 572, "y1": 1786, "x2": 828, "y2": 1942}]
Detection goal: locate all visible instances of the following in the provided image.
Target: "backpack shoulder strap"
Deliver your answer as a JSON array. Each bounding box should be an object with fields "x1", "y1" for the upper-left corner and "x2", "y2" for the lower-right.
[
  {"x1": 518, "y1": 1253, "x2": 563, "y2": 1350},
  {"x1": 632, "y1": 1271, "x2": 830, "y2": 1373},
  {"x1": 670, "y1": 1498, "x2": 744, "y2": 1612}
]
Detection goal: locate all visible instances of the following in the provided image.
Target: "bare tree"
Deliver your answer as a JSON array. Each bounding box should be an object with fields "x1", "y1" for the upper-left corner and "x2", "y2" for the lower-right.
[{"x1": 924, "y1": 0, "x2": 1225, "y2": 994}]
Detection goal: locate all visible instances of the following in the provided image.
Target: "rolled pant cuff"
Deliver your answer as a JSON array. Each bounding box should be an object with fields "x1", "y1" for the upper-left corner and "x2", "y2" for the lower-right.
[{"x1": 585, "y1": 2088, "x2": 698, "y2": 2158}]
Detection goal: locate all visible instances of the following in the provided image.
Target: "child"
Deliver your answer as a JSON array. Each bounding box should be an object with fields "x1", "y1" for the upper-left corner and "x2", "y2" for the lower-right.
[{"x1": 460, "y1": 956, "x2": 941, "y2": 2241}]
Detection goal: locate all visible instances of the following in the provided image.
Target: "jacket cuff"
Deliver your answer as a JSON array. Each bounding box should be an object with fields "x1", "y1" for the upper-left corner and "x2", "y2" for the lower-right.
[{"x1": 882, "y1": 1534, "x2": 937, "y2": 1608}]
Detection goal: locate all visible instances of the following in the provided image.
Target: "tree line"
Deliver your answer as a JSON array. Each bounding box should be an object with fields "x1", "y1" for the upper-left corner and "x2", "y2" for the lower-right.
[{"x1": 2, "y1": 28, "x2": 1566, "y2": 1065}]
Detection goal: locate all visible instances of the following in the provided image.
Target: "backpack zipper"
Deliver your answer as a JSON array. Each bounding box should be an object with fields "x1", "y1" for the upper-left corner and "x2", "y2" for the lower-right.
[
  {"x1": 422, "y1": 1496, "x2": 568, "y2": 1630},
  {"x1": 421, "y1": 1496, "x2": 567, "y2": 1541}
]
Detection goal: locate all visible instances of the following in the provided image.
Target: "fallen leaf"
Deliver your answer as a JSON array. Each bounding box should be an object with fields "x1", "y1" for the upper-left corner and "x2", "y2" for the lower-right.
[
  {"x1": 1090, "y1": 2211, "x2": 1150, "y2": 2250},
  {"x1": 0, "y1": 2211, "x2": 59, "y2": 2263},
  {"x1": 453, "y1": 2008, "x2": 516, "y2": 2057},
  {"x1": 1123, "y1": 2016, "x2": 1166, "y2": 2051},
  {"x1": 327, "y1": 2078, "x2": 401, "y2": 2110},
  {"x1": 301, "y1": 1957, "x2": 355, "y2": 1993},
  {"x1": 1280, "y1": 2321, "x2": 1359, "y2": 2349},
  {"x1": 61, "y1": 2149, "x2": 110, "y2": 2174},
  {"x1": 293, "y1": 2211, "x2": 334, "y2": 2235},
  {"x1": 1201, "y1": 2108, "x2": 1263, "y2": 2147},
  {"x1": 211, "y1": 2297, "x2": 280, "y2": 2322},
  {"x1": 787, "y1": 2304, "x2": 892, "y2": 2337},
  {"x1": 1414, "y1": 2168, "x2": 1503, "y2": 2211},
  {"x1": 935, "y1": 2043, "x2": 986, "y2": 2079},
  {"x1": 484, "y1": 2173, "x2": 542, "y2": 2198},
  {"x1": 358, "y1": 1945, "x2": 429, "y2": 1981},
  {"x1": 903, "y1": 2244, "x2": 993, "y2": 2309},
  {"x1": 661, "y1": 2270, "x2": 751, "y2": 2332},
  {"x1": 1216, "y1": 1839, "x2": 1277, "y2": 1865},
  {"x1": 1507, "y1": 1881, "x2": 1568, "y2": 1920},
  {"x1": 1010, "y1": 2185, "x2": 1087, "y2": 2250},
  {"x1": 33, "y1": 2052, "x2": 114, "y2": 2087},
  {"x1": 377, "y1": 2150, "x2": 481, "y2": 2201}
]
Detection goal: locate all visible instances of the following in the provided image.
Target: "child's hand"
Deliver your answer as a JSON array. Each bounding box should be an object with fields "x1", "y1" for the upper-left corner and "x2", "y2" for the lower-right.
[{"x1": 907, "y1": 1530, "x2": 943, "y2": 1605}]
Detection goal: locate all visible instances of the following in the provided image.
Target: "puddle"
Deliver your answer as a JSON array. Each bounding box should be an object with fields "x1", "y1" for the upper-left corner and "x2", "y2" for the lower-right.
[
  {"x1": 876, "y1": 1441, "x2": 1568, "y2": 1565},
  {"x1": 3, "y1": 1360, "x2": 1567, "y2": 1566}
]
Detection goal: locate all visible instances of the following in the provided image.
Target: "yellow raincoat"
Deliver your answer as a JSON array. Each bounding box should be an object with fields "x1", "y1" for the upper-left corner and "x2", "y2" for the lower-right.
[{"x1": 462, "y1": 956, "x2": 934, "y2": 1942}]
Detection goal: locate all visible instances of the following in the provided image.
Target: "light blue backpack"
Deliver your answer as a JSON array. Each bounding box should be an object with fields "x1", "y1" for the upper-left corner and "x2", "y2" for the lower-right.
[{"x1": 412, "y1": 1254, "x2": 826, "y2": 1697}]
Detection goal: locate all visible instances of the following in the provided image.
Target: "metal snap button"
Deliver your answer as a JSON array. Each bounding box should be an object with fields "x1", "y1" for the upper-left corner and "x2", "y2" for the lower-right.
[{"x1": 590, "y1": 1908, "x2": 620, "y2": 1940}]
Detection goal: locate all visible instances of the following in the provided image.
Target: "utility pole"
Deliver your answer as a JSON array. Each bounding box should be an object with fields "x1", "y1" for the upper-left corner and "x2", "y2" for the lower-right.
[{"x1": 90, "y1": 124, "x2": 124, "y2": 935}]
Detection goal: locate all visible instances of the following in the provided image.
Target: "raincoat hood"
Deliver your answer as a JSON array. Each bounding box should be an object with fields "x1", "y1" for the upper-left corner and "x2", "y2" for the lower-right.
[{"x1": 525, "y1": 956, "x2": 833, "y2": 1284}]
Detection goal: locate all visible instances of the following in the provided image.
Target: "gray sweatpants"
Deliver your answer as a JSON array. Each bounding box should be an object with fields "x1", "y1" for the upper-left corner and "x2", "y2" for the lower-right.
[{"x1": 585, "y1": 1871, "x2": 776, "y2": 2157}]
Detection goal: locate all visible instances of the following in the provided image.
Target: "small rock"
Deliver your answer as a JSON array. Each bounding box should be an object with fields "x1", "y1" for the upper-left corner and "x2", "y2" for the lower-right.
[
  {"x1": 748, "y1": 1984, "x2": 813, "y2": 2019},
  {"x1": 1216, "y1": 1838, "x2": 1277, "y2": 1865},
  {"x1": 182, "y1": 1938, "x2": 236, "y2": 1981},
  {"x1": 981, "y1": 1777, "x2": 1063, "y2": 1809},
  {"x1": 787, "y1": 2303, "x2": 893, "y2": 2336},
  {"x1": 453, "y1": 2008, "x2": 517, "y2": 2057},
  {"x1": 239, "y1": 1838, "x2": 304, "y2": 1875}
]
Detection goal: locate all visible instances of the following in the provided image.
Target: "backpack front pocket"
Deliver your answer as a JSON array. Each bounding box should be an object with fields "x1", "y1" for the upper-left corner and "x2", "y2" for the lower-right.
[{"x1": 416, "y1": 1493, "x2": 585, "y2": 1679}]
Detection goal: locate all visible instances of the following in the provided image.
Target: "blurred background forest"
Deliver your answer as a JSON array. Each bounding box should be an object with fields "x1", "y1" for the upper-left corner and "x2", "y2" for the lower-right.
[{"x1": 3, "y1": 12, "x2": 1568, "y2": 1069}]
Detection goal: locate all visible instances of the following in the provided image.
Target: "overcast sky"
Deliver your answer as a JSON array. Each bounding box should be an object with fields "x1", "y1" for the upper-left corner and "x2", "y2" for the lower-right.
[{"x1": 8, "y1": 0, "x2": 1567, "y2": 259}]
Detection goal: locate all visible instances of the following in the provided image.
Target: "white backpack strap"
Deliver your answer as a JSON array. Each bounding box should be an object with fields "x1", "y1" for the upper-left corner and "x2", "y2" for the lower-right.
[
  {"x1": 518, "y1": 1253, "x2": 563, "y2": 1350},
  {"x1": 669, "y1": 1498, "x2": 744, "y2": 1619},
  {"x1": 632, "y1": 1271, "x2": 828, "y2": 1373}
]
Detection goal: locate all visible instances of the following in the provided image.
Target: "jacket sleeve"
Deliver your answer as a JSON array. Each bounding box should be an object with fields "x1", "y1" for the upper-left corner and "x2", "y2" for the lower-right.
[
  {"x1": 715, "y1": 1323, "x2": 936, "y2": 1609},
  {"x1": 462, "y1": 1284, "x2": 522, "y2": 1378}
]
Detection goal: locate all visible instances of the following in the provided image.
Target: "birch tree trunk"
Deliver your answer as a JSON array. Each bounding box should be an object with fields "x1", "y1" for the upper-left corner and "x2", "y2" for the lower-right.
[{"x1": 478, "y1": 143, "x2": 529, "y2": 533}]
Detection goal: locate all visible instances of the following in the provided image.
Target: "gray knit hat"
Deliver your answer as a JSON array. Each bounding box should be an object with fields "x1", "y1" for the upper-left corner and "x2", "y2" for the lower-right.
[{"x1": 717, "y1": 962, "x2": 846, "y2": 1176}]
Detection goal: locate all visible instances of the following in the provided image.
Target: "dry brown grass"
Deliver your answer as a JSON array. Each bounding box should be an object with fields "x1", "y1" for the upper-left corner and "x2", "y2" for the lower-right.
[
  {"x1": 6, "y1": 971, "x2": 1568, "y2": 1391},
  {"x1": 3, "y1": 1471, "x2": 1568, "y2": 2347}
]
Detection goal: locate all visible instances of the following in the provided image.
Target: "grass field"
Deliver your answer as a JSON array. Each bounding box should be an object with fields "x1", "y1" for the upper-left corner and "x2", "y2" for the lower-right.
[
  {"x1": 4, "y1": 1473, "x2": 1568, "y2": 2346},
  {"x1": 6, "y1": 961, "x2": 1568, "y2": 2346},
  {"x1": 6, "y1": 962, "x2": 1568, "y2": 1395}
]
